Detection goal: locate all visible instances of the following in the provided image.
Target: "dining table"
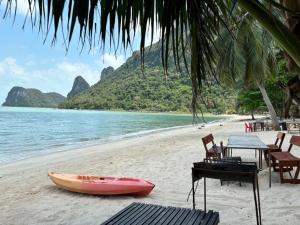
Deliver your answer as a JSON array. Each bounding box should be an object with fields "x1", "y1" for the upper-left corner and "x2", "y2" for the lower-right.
[{"x1": 227, "y1": 134, "x2": 268, "y2": 170}]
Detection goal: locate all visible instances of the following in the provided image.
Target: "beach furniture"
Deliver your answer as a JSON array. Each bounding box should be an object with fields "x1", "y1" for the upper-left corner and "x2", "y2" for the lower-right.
[
  {"x1": 264, "y1": 132, "x2": 285, "y2": 167},
  {"x1": 252, "y1": 121, "x2": 265, "y2": 132},
  {"x1": 227, "y1": 134, "x2": 268, "y2": 169},
  {"x1": 220, "y1": 156, "x2": 242, "y2": 186},
  {"x1": 101, "y1": 202, "x2": 219, "y2": 225},
  {"x1": 202, "y1": 134, "x2": 227, "y2": 160},
  {"x1": 244, "y1": 122, "x2": 253, "y2": 133},
  {"x1": 270, "y1": 135, "x2": 300, "y2": 184},
  {"x1": 192, "y1": 160, "x2": 261, "y2": 225},
  {"x1": 287, "y1": 120, "x2": 300, "y2": 133},
  {"x1": 48, "y1": 172, "x2": 155, "y2": 196}
]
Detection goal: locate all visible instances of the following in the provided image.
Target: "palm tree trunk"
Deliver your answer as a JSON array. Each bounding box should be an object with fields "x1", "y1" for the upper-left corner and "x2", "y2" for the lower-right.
[
  {"x1": 238, "y1": 0, "x2": 300, "y2": 68},
  {"x1": 251, "y1": 111, "x2": 255, "y2": 120},
  {"x1": 256, "y1": 81, "x2": 281, "y2": 130}
]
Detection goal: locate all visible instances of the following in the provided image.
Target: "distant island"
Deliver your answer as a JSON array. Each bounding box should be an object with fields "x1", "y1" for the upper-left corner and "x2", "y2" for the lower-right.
[
  {"x1": 2, "y1": 75, "x2": 90, "y2": 108},
  {"x1": 2, "y1": 87, "x2": 66, "y2": 108},
  {"x1": 2, "y1": 42, "x2": 237, "y2": 113}
]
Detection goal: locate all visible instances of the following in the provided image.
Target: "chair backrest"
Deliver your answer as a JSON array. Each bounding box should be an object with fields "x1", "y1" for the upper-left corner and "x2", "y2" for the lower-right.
[
  {"x1": 274, "y1": 132, "x2": 286, "y2": 148},
  {"x1": 287, "y1": 135, "x2": 300, "y2": 152},
  {"x1": 202, "y1": 134, "x2": 215, "y2": 152},
  {"x1": 245, "y1": 122, "x2": 253, "y2": 128}
]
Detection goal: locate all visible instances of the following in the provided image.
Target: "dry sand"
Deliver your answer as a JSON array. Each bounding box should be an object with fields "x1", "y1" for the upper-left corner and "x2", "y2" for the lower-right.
[{"x1": 1, "y1": 116, "x2": 300, "y2": 225}]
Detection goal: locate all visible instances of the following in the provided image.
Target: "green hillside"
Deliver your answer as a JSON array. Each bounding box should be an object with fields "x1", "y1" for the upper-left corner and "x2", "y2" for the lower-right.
[{"x1": 59, "y1": 43, "x2": 237, "y2": 113}]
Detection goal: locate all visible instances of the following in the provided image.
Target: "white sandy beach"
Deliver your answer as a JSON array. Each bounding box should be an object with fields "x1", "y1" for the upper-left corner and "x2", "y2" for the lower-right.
[{"x1": 1, "y1": 116, "x2": 300, "y2": 225}]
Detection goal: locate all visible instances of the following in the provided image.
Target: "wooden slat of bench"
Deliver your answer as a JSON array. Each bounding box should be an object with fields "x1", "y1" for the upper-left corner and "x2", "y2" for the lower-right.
[
  {"x1": 106, "y1": 203, "x2": 145, "y2": 225},
  {"x1": 169, "y1": 208, "x2": 190, "y2": 225},
  {"x1": 101, "y1": 202, "x2": 139, "y2": 225},
  {"x1": 100, "y1": 203, "x2": 219, "y2": 225},
  {"x1": 206, "y1": 211, "x2": 219, "y2": 225},
  {"x1": 161, "y1": 207, "x2": 184, "y2": 225},
  {"x1": 186, "y1": 210, "x2": 203, "y2": 225},
  {"x1": 181, "y1": 210, "x2": 198, "y2": 224},
  {"x1": 154, "y1": 207, "x2": 179, "y2": 225},
  {"x1": 125, "y1": 204, "x2": 156, "y2": 225},
  {"x1": 120, "y1": 203, "x2": 152, "y2": 224},
  {"x1": 271, "y1": 152, "x2": 300, "y2": 161},
  {"x1": 193, "y1": 211, "x2": 206, "y2": 225},
  {"x1": 174, "y1": 209, "x2": 194, "y2": 225},
  {"x1": 142, "y1": 206, "x2": 168, "y2": 225},
  {"x1": 146, "y1": 208, "x2": 176, "y2": 224},
  {"x1": 201, "y1": 210, "x2": 214, "y2": 225},
  {"x1": 131, "y1": 204, "x2": 160, "y2": 225}
]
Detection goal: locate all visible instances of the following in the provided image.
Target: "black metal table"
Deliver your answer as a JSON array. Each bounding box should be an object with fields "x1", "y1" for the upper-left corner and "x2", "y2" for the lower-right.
[
  {"x1": 101, "y1": 202, "x2": 219, "y2": 225},
  {"x1": 227, "y1": 135, "x2": 268, "y2": 169}
]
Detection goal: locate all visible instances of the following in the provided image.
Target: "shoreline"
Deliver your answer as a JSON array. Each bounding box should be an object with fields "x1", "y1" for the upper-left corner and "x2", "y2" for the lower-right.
[
  {"x1": 0, "y1": 113, "x2": 230, "y2": 166},
  {"x1": 0, "y1": 105, "x2": 235, "y2": 116},
  {"x1": 2, "y1": 116, "x2": 298, "y2": 225},
  {"x1": 0, "y1": 117, "x2": 226, "y2": 170}
]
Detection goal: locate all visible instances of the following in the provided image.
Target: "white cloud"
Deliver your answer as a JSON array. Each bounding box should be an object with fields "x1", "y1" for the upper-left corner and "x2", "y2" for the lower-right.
[
  {"x1": 0, "y1": 57, "x2": 24, "y2": 76},
  {"x1": 56, "y1": 61, "x2": 100, "y2": 85},
  {"x1": 1, "y1": 0, "x2": 29, "y2": 16},
  {"x1": 96, "y1": 53, "x2": 126, "y2": 69},
  {"x1": 145, "y1": 27, "x2": 160, "y2": 47}
]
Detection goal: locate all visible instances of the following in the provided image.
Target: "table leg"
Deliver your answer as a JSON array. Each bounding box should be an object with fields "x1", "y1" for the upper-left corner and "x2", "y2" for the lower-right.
[
  {"x1": 258, "y1": 149, "x2": 260, "y2": 169},
  {"x1": 258, "y1": 149, "x2": 262, "y2": 170},
  {"x1": 269, "y1": 149, "x2": 271, "y2": 188}
]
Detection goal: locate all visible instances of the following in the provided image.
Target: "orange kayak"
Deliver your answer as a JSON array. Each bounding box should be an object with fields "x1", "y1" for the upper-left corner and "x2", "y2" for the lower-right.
[{"x1": 48, "y1": 172, "x2": 155, "y2": 196}]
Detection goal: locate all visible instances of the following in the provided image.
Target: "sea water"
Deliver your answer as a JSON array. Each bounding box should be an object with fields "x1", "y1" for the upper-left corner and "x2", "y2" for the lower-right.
[{"x1": 0, "y1": 107, "x2": 223, "y2": 164}]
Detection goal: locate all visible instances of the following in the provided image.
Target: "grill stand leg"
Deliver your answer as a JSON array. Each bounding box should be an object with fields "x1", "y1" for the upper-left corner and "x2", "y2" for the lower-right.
[
  {"x1": 204, "y1": 177, "x2": 206, "y2": 213},
  {"x1": 192, "y1": 173, "x2": 195, "y2": 210},
  {"x1": 253, "y1": 175, "x2": 262, "y2": 225},
  {"x1": 256, "y1": 174, "x2": 262, "y2": 225}
]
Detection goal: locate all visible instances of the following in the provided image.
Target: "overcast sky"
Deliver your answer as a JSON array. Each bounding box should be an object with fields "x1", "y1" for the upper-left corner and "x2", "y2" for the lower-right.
[{"x1": 0, "y1": 1, "x2": 159, "y2": 103}]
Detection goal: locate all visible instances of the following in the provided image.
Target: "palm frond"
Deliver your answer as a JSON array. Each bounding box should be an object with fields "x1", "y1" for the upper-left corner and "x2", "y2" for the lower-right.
[
  {"x1": 1, "y1": 0, "x2": 230, "y2": 115},
  {"x1": 3, "y1": 0, "x2": 298, "y2": 114}
]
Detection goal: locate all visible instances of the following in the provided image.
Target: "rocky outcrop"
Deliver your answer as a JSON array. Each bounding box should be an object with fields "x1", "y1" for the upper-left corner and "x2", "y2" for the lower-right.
[
  {"x1": 67, "y1": 76, "x2": 90, "y2": 98},
  {"x1": 100, "y1": 66, "x2": 115, "y2": 82},
  {"x1": 2, "y1": 86, "x2": 66, "y2": 108}
]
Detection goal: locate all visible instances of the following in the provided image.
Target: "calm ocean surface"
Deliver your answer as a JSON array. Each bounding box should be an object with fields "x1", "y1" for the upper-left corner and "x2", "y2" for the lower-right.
[{"x1": 0, "y1": 107, "x2": 223, "y2": 164}]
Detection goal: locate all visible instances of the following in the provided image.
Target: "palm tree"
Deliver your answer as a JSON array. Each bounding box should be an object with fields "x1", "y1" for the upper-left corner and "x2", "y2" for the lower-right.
[
  {"x1": 237, "y1": 0, "x2": 300, "y2": 68},
  {"x1": 1, "y1": 0, "x2": 300, "y2": 114},
  {"x1": 216, "y1": 12, "x2": 281, "y2": 130}
]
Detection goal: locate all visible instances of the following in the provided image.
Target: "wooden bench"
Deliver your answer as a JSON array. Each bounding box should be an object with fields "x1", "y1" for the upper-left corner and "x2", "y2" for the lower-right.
[
  {"x1": 270, "y1": 135, "x2": 300, "y2": 184},
  {"x1": 100, "y1": 202, "x2": 219, "y2": 225}
]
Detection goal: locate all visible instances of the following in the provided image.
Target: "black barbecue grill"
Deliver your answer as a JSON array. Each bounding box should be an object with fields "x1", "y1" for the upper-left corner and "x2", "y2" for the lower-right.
[{"x1": 192, "y1": 160, "x2": 262, "y2": 225}]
